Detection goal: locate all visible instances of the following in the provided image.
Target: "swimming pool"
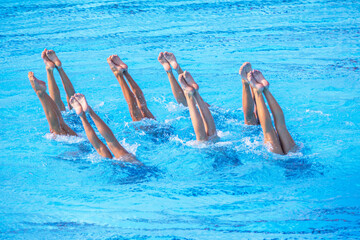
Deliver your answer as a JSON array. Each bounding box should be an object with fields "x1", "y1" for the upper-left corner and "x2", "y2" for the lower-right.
[{"x1": 1, "y1": 0, "x2": 360, "y2": 239}]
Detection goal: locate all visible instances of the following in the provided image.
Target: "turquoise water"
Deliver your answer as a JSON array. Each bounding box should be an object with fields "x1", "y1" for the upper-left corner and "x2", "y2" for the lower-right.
[{"x1": 1, "y1": 0, "x2": 360, "y2": 239}]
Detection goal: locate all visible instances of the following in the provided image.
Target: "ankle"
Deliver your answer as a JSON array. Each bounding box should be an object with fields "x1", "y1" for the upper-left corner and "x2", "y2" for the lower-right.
[
  {"x1": 46, "y1": 67, "x2": 54, "y2": 72},
  {"x1": 36, "y1": 90, "x2": 45, "y2": 97},
  {"x1": 253, "y1": 88, "x2": 263, "y2": 95},
  {"x1": 116, "y1": 71, "x2": 124, "y2": 77}
]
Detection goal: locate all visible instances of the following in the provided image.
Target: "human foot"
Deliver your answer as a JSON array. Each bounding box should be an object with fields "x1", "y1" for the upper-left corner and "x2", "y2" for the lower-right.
[
  {"x1": 239, "y1": 62, "x2": 252, "y2": 83},
  {"x1": 252, "y1": 70, "x2": 269, "y2": 89},
  {"x1": 111, "y1": 55, "x2": 128, "y2": 72},
  {"x1": 41, "y1": 49, "x2": 55, "y2": 69},
  {"x1": 46, "y1": 49, "x2": 62, "y2": 67},
  {"x1": 74, "y1": 93, "x2": 90, "y2": 113},
  {"x1": 107, "y1": 55, "x2": 128, "y2": 74},
  {"x1": 178, "y1": 73, "x2": 195, "y2": 96},
  {"x1": 158, "y1": 52, "x2": 172, "y2": 72},
  {"x1": 70, "y1": 96, "x2": 83, "y2": 116},
  {"x1": 183, "y1": 71, "x2": 199, "y2": 90},
  {"x1": 247, "y1": 71, "x2": 264, "y2": 92},
  {"x1": 164, "y1": 51, "x2": 179, "y2": 71},
  {"x1": 28, "y1": 72, "x2": 46, "y2": 94}
]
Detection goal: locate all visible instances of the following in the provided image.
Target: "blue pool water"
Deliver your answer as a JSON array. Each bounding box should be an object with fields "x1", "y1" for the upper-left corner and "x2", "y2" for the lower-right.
[{"x1": 1, "y1": 0, "x2": 360, "y2": 239}]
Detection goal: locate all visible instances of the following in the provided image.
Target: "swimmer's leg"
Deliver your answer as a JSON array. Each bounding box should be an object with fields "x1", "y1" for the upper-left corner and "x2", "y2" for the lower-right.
[
  {"x1": 250, "y1": 87, "x2": 259, "y2": 122},
  {"x1": 248, "y1": 72, "x2": 283, "y2": 154},
  {"x1": 42, "y1": 49, "x2": 65, "y2": 111},
  {"x1": 184, "y1": 71, "x2": 216, "y2": 137},
  {"x1": 70, "y1": 96, "x2": 112, "y2": 158},
  {"x1": 263, "y1": 89, "x2": 296, "y2": 154},
  {"x1": 74, "y1": 94, "x2": 140, "y2": 164},
  {"x1": 239, "y1": 62, "x2": 258, "y2": 125},
  {"x1": 252, "y1": 70, "x2": 296, "y2": 154},
  {"x1": 107, "y1": 56, "x2": 144, "y2": 121},
  {"x1": 122, "y1": 71, "x2": 155, "y2": 120},
  {"x1": 158, "y1": 52, "x2": 187, "y2": 106},
  {"x1": 29, "y1": 72, "x2": 76, "y2": 136},
  {"x1": 179, "y1": 74, "x2": 207, "y2": 141},
  {"x1": 108, "y1": 54, "x2": 154, "y2": 119},
  {"x1": 46, "y1": 49, "x2": 76, "y2": 110}
]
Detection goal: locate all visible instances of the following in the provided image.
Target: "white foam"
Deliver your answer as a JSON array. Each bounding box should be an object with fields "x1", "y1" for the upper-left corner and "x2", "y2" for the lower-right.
[
  {"x1": 164, "y1": 116, "x2": 186, "y2": 124},
  {"x1": 86, "y1": 152, "x2": 104, "y2": 163},
  {"x1": 214, "y1": 141, "x2": 232, "y2": 147},
  {"x1": 169, "y1": 135, "x2": 212, "y2": 149},
  {"x1": 44, "y1": 133, "x2": 85, "y2": 143},
  {"x1": 94, "y1": 101, "x2": 105, "y2": 108},
  {"x1": 152, "y1": 96, "x2": 166, "y2": 104},
  {"x1": 120, "y1": 139, "x2": 139, "y2": 155},
  {"x1": 216, "y1": 130, "x2": 230, "y2": 138},
  {"x1": 306, "y1": 109, "x2": 330, "y2": 117},
  {"x1": 225, "y1": 118, "x2": 243, "y2": 126},
  {"x1": 166, "y1": 102, "x2": 187, "y2": 112},
  {"x1": 345, "y1": 121, "x2": 355, "y2": 126}
]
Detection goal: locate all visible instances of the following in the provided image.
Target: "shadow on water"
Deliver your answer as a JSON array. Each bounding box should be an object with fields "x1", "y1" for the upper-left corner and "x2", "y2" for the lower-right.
[
  {"x1": 203, "y1": 145, "x2": 243, "y2": 170},
  {"x1": 131, "y1": 119, "x2": 175, "y2": 144},
  {"x1": 274, "y1": 145, "x2": 325, "y2": 180},
  {"x1": 106, "y1": 162, "x2": 162, "y2": 185}
]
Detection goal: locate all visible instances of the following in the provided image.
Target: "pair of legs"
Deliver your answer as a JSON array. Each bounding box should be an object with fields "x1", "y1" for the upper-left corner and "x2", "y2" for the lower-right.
[
  {"x1": 28, "y1": 72, "x2": 76, "y2": 136},
  {"x1": 178, "y1": 71, "x2": 217, "y2": 141},
  {"x1": 158, "y1": 51, "x2": 210, "y2": 108},
  {"x1": 107, "y1": 55, "x2": 155, "y2": 121},
  {"x1": 70, "y1": 94, "x2": 141, "y2": 164},
  {"x1": 240, "y1": 62, "x2": 296, "y2": 155},
  {"x1": 41, "y1": 49, "x2": 76, "y2": 111}
]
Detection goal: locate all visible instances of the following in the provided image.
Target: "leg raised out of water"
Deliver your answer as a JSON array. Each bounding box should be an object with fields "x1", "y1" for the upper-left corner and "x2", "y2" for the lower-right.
[
  {"x1": 179, "y1": 73, "x2": 207, "y2": 141},
  {"x1": 109, "y1": 55, "x2": 154, "y2": 119},
  {"x1": 47, "y1": 49, "x2": 76, "y2": 109},
  {"x1": 184, "y1": 71, "x2": 216, "y2": 137},
  {"x1": 29, "y1": 72, "x2": 69, "y2": 135},
  {"x1": 74, "y1": 93, "x2": 139, "y2": 163},
  {"x1": 123, "y1": 71, "x2": 155, "y2": 120},
  {"x1": 252, "y1": 70, "x2": 296, "y2": 154},
  {"x1": 239, "y1": 62, "x2": 258, "y2": 125},
  {"x1": 107, "y1": 56, "x2": 143, "y2": 121},
  {"x1": 70, "y1": 95, "x2": 112, "y2": 158},
  {"x1": 248, "y1": 71, "x2": 283, "y2": 154},
  {"x1": 42, "y1": 49, "x2": 65, "y2": 111}
]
